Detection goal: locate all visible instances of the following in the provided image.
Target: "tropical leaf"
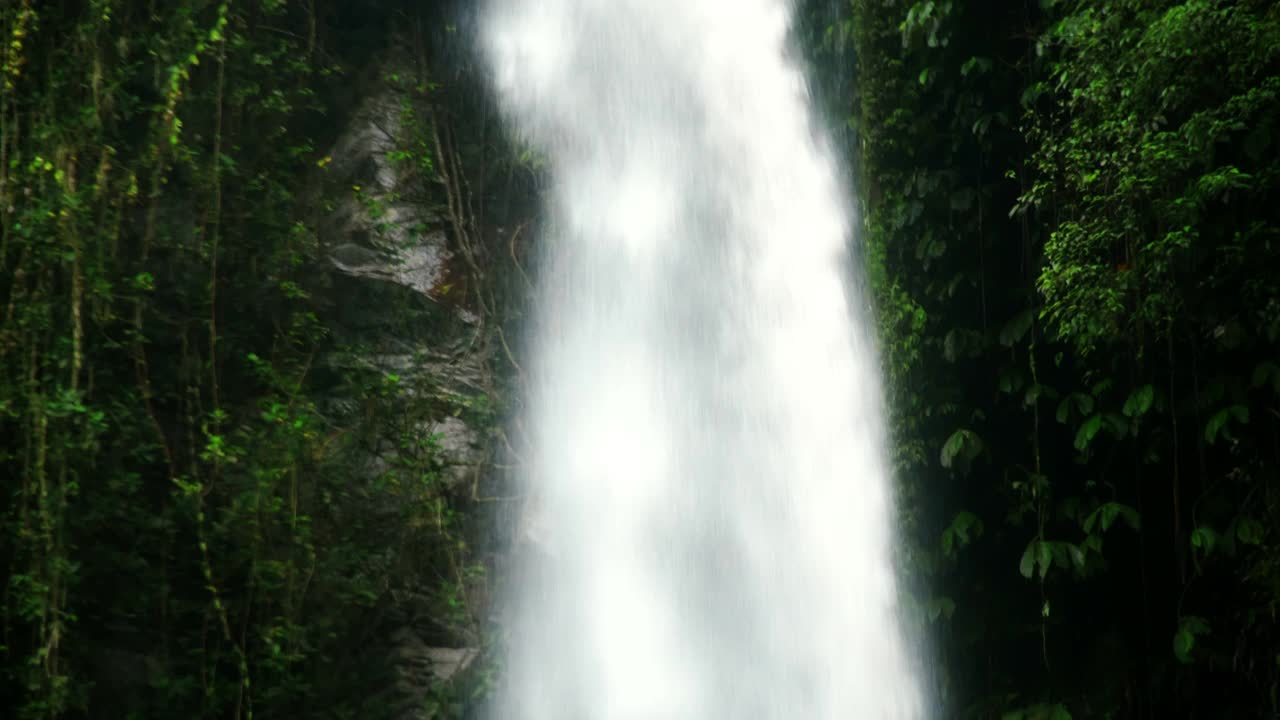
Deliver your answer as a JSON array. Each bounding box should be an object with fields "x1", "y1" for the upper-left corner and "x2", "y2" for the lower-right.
[
  {"x1": 1083, "y1": 501, "x2": 1141, "y2": 533},
  {"x1": 1019, "y1": 540, "x2": 1037, "y2": 579},
  {"x1": 926, "y1": 595, "x2": 956, "y2": 622},
  {"x1": 1073, "y1": 414, "x2": 1103, "y2": 451},
  {"x1": 1173, "y1": 616, "x2": 1210, "y2": 663},
  {"x1": 999, "y1": 309, "x2": 1034, "y2": 347},
  {"x1": 942, "y1": 510, "x2": 984, "y2": 556},
  {"x1": 940, "y1": 429, "x2": 983, "y2": 470},
  {"x1": 1122, "y1": 384, "x2": 1154, "y2": 417},
  {"x1": 1191, "y1": 526, "x2": 1218, "y2": 556},
  {"x1": 1205, "y1": 405, "x2": 1249, "y2": 444},
  {"x1": 1236, "y1": 517, "x2": 1264, "y2": 545}
]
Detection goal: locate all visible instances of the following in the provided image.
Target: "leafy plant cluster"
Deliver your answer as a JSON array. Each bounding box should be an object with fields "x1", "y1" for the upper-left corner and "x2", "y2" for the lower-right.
[
  {"x1": 815, "y1": 0, "x2": 1280, "y2": 716},
  {"x1": 0, "y1": 1, "x2": 523, "y2": 718}
]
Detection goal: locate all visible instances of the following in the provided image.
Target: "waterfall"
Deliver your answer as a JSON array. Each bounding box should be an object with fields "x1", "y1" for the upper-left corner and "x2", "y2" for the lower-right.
[{"x1": 484, "y1": 1, "x2": 924, "y2": 717}]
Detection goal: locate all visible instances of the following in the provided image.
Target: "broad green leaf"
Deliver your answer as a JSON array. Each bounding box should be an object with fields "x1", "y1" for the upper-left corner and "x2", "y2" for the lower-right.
[
  {"x1": 1251, "y1": 362, "x2": 1279, "y2": 391},
  {"x1": 1019, "y1": 541, "x2": 1036, "y2": 579},
  {"x1": 1074, "y1": 414, "x2": 1103, "y2": 451},
  {"x1": 1067, "y1": 543, "x2": 1085, "y2": 569},
  {"x1": 1039, "y1": 541, "x2": 1083, "y2": 572},
  {"x1": 1101, "y1": 503, "x2": 1118, "y2": 531},
  {"x1": 1236, "y1": 517, "x2": 1264, "y2": 545},
  {"x1": 1191, "y1": 526, "x2": 1217, "y2": 555},
  {"x1": 1055, "y1": 398, "x2": 1071, "y2": 423},
  {"x1": 943, "y1": 330, "x2": 959, "y2": 362},
  {"x1": 998, "y1": 367, "x2": 1024, "y2": 394},
  {"x1": 1116, "y1": 503, "x2": 1141, "y2": 530},
  {"x1": 960, "y1": 56, "x2": 992, "y2": 77},
  {"x1": 942, "y1": 510, "x2": 984, "y2": 556},
  {"x1": 999, "y1": 309, "x2": 1033, "y2": 347},
  {"x1": 1019, "y1": 82, "x2": 1046, "y2": 108},
  {"x1": 1103, "y1": 412, "x2": 1130, "y2": 440},
  {"x1": 1056, "y1": 392, "x2": 1093, "y2": 423},
  {"x1": 940, "y1": 429, "x2": 982, "y2": 470},
  {"x1": 1075, "y1": 393, "x2": 1094, "y2": 416},
  {"x1": 1037, "y1": 540, "x2": 1054, "y2": 579},
  {"x1": 1024, "y1": 383, "x2": 1045, "y2": 407},
  {"x1": 940, "y1": 431, "x2": 965, "y2": 468},
  {"x1": 926, "y1": 596, "x2": 956, "y2": 622},
  {"x1": 1173, "y1": 616, "x2": 1210, "y2": 663},
  {"x1": 1205, "y1": 408, "x2": 1230, "y2": 443},
  {"x1": 1205, "y1": 405, "x2": 1248, "y2": 444},
  {"x1": 1082, "y1": 506, "x2": 1101, "y2": 533},
  {"x1": 1173, "y1": 630, "x2": 1195, "y2": 662},
  {"x1": 1122, "y1": 385, "x2": 1154, "y2": 417}
]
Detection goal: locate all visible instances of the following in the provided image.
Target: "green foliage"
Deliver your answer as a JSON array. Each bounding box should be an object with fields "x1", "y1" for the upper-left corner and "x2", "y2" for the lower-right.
[
  {"x1": 0, "y1": 1, "x2": 506, "y2": 717},
  {"x1": 941, "y1": 510, "x2": 983, "y2": 557},
  {"x1": 833, "y1": 0, "x2": 1280, "y2": 715},
  {"x1": 1026, "y1": 0, "x2": 1280, "y2": 359},
  {"x1": 940, "y1": 428, "x2": 983, "y2": 472},
  {"x1": 1173, "y1": 616, "x2": 1210, "y2": 664}
]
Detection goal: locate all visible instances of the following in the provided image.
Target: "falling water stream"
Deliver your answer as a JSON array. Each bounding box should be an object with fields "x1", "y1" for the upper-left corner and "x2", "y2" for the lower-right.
[{"x1": 484, "y1": 1, "x2": 924, "y2": 717}]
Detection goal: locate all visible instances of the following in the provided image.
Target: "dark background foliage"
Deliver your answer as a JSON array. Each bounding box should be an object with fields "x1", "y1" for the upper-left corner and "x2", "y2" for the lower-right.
[
  {"x1": 0, "y1": 1, "x2": 531, "y2": 717},
  {"x1": 811, "y1": 0, "x2": 1280, "y2": 717}
]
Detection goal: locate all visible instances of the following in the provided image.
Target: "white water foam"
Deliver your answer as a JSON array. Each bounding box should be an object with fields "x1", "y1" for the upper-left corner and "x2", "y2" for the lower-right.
[{"x1": 484, "y1": 1, "x2": 925, "y2": 717}]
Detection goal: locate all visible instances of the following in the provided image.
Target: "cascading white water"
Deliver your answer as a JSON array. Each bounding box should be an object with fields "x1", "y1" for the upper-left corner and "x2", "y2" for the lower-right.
[{"x1": 484, "y1": 1, "x2": 924, "y2": 717}]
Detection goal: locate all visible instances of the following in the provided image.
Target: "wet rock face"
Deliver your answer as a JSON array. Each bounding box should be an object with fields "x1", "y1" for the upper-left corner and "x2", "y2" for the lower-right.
[
  {"x1": 321, "y1": 70, "x2": 469, "y2": 316},
  {"x1": 312, "y1": 63, "x2": 492, "y2": 717},
  {"x1": 317, "y1": 61, "x2": 488, "y2": 485},
  {"x1": 391, "y1": 628, "x2": 481, "y2": 693},
  {"x1": 329, "y1": 240, "x2": 451, "y2": 298}
]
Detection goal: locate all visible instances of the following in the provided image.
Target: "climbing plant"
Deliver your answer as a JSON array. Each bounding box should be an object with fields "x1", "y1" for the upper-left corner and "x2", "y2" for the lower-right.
[
  {"x1": 823, "y1": 0, "x2": 1280, "y2": 716},
  {"x1": 0, "y1": 1, "x2": 517, "y2": 718}
]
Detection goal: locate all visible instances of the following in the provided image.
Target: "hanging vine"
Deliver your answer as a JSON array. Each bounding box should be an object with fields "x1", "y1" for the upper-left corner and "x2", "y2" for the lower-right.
[{"x1": 1, "y1": 1, "x2": 511, "y2": 717}]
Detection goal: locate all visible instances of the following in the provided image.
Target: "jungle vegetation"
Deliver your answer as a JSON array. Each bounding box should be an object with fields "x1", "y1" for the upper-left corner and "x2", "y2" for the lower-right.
[
  {"x1": 2, "y1": 0, "x2": 1278, "y2": 718},
  {"x1": 0, "y1": 1, "x2": 526, "y2": 718},
  {"x1": 814, "y1": 0, "x2": 1280, "y2": 717}
]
